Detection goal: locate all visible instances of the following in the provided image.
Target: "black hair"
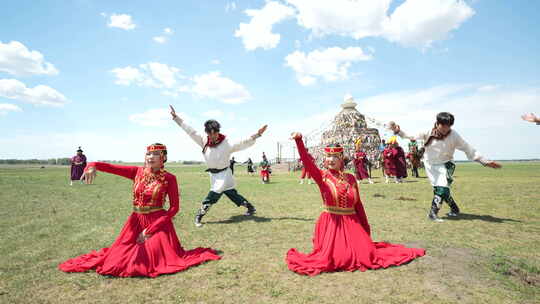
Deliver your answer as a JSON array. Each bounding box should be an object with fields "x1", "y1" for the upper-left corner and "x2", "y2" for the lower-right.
[
  {"x1": 76, "y1": 146, "x2": 83, "y2": 152},
  {"x1": 436, "y1": 112, "x2": 454, "y2": 126},
  {"x1": 151, "y1": 142, "x2": 167, "y2": 163},
  {"x1": 204, "y1": 120, "x2": 221, "y2": 133}
]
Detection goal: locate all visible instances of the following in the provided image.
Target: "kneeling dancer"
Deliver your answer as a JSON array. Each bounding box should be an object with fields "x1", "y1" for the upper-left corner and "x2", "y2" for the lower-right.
[
  {"x1": 286, "y1": 133, "x2": 425, "y2": 276},
  {"x1": 58, "y1": 144, "x2": 221, "y2": 277}
]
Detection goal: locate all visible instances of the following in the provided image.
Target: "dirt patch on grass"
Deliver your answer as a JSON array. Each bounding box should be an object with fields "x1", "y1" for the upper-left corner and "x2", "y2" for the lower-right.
[
  {"x1": 395, "y1": 196, "x2": 417, "y2": 201},
  {"x1": 373, "y1": 193, "x2": 386, "y2": 198},
  {"x1": 408, "y1": 244, "x2": 486, "y2": 302},
  {"x1": 491, "y1": 255, "x2": 540, "y2": 287}
]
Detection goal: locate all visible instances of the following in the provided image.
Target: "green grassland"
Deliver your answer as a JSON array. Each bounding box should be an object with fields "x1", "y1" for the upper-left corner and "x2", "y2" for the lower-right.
[{"x1": 1, "y1": 162, "x2": 539, "y2": 303}]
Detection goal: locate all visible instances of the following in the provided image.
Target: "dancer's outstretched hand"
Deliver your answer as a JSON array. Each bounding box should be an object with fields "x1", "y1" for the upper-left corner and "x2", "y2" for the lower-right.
[
  {"x1": 84, "y1": 167, "x2": 96, "y2": 184},
  {"x1": 521, "y1": 113, "x2": 539, "y2": 123},
  {"x1": 169, "y1": 105, "x2": 181, "y2": 121},
  {"x1": 290, "y1": 132, "x2": 302, "y2": 140},
  {"x1": 257, "y1": 125, "x2": 268, "y2": 136},
  {"x1": 485, "y1": 161, "x2": 502, "y2": 169},
  {"x1": 388, "y1": 121, "x2": 400, "y2": 133}
]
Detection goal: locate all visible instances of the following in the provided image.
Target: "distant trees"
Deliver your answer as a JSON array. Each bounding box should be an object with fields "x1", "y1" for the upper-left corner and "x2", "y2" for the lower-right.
[{"x1": 0, "y1": 158, "x2": 72, "y2": 165}]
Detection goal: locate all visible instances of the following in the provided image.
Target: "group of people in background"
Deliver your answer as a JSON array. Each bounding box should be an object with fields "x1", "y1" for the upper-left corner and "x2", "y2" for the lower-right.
[{"x1": 60, "y1": 109, "x2": 533, "y2": 278}]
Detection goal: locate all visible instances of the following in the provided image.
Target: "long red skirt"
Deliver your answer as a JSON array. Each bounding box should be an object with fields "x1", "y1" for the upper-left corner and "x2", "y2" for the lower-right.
[
  {"x1": 286, "y1": 212, "x2": 425, "y2": 276},
  {"x1": 59, "y1": 211, "x2": 221, "y2": 277},
  {"x1": 354, "y1": 160, "x2": 370, "y2": 180}
]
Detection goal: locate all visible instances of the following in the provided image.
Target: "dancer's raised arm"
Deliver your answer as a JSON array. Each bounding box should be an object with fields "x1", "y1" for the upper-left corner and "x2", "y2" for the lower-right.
[
  {"x1": 291, "y1": 132, "x2": 322, "y2": 186},
  {"x1": 170, "y1": 105, "x2": 205, "y2": 148},
  {"x1": 388, "y1": 121, "x2": 428, "y2": 141},
  {"x1": 231, "y1": 124, "x2": 267, "y2": 152},
  {"x1": 83, "y1": 162, "x2": 139, "y2": 184}
]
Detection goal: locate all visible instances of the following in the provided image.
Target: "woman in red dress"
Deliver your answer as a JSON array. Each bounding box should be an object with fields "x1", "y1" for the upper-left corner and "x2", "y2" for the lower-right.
[
  {"x1": 353, "y1": 139, "x2": 373, "y2": 184},
  {"x1": 286, "y1": 133, "x2": 425, "y2": 276},
  {"x1": 59, "y1": 143, "x2": 221, "y2": 277}
]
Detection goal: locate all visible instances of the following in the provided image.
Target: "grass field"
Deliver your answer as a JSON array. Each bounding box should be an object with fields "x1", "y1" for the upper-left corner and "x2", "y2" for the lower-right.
[{"x1": 1, "y1": 162, "x2": 539, "y2": 304}]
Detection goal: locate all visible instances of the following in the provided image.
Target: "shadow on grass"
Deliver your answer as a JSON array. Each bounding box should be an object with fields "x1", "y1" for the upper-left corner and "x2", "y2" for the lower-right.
[
  {"x1": 444, "y1": 213, "x2": 521, "y2": 223},
  {"x1": 205, "y1": 215, "x2": 313, "y2": 225}
]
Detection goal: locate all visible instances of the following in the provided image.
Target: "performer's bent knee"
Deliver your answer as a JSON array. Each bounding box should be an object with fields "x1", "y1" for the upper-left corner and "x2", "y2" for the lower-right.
[{"x1": 202, "y1": 191, "x2": 223, "y2": 205}]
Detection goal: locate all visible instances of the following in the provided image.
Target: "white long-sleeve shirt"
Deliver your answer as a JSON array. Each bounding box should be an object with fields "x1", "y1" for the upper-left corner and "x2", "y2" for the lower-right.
[
  {"x1": 174, "y1": 117, "x2": 257, "y2": 169},
  {"x1": 397, "y1": 129, "x2": 488, "y2": 165}
]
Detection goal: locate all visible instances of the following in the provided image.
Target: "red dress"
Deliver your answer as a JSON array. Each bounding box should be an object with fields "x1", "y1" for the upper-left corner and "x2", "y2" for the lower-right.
[
  {"x1": 260, "y1": 166, "x2": 270, "y2": 182},
  {"x1": 59, "y1": 162, "x2": 221, "y2": 277},
  {"x1": 300, "y1": 158, "x2": 312, "y2": 179},
  {"x1": 383, "y1": 146, "x2": 398, "y2": 177},
  {"x1": 353, "y1": 151, "x2": 370, "y2": 180},
  {"x1": 395, "y1": 146, "x2": 408, "y2": 178},
  {"x1": 286, "y1": 138, "x2": 425, "y2": 276}
]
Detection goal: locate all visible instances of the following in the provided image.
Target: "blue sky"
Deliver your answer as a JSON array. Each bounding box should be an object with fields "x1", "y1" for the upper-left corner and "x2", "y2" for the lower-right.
[{"x1": 1, "y1": 0, "x2": 539, "y2": 162}]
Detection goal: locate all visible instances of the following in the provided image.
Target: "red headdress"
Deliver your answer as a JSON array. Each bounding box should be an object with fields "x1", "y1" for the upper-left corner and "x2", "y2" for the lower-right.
[
  {"x1": 146, "y1": 144, "x2": 167, "y2": 169},
  {"x1": 147, "y1": 144, "x2": 167, "y2": 152},
  {"x1": 324, "y1": 146, "x2": 344, "y2": 156},
  {"x1": 323, "y1": 145, "x2": 345, "y2": 171}
]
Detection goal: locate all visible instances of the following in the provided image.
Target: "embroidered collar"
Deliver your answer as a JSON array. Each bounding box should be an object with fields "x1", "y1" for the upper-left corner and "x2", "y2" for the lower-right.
[{"x1": 203, "y1": 134, "x2": 226, "y2": 153}]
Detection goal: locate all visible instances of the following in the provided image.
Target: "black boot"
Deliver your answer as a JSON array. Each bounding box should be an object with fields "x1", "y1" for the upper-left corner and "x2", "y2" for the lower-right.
[
  {"x1": 428, "y1": 195, "x2": 444, "y2": 222},
  {"x1": 242, "y1": 201, "x2": 256, "y2": 216},
  {"x1": 446, "y1": 195, "x2": 460, "y2": 217},
  {"x1": 195, "y1": 204, "x2": 211, "y2": 227}
]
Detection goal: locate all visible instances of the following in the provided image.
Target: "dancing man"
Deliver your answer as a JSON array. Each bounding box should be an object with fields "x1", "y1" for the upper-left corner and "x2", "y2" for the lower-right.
[
  {"x1": 390, "y1": 112, "x2": 501, "y2": 222},
  {"x1": 170, "y1": 105, "x2": 267, "y2": 227}
]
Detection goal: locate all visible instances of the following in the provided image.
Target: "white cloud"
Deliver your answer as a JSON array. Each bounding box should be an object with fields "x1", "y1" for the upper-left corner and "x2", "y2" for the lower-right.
[
  {"x1": 0, "y1": 41, "x2": 59, "y2": 76},
  {"x1": 100, "y1": 12, "x2": 107, "y2": 17},
  {"x1": 285, "y1": 47, "x2": 372, "y2": 85},
  {"x1": 189, "y1": 71, "x2": 252, "y2": 104},
  {"x1": 356, "y1": 84, "x2": 540, "y2": 159},
  {"x1": 153, "y1": 28, "x2": 174, "y2": 43},
  {"x1": 0, "y1": 129, "x2": 205, "y2": 162},
  {"x1": 108, "y1": 14, "x2": 136, "y2": 30},
  {"x1": 5, "y1": 85, "x2": 538, "y2": 162},
  {"x1": 0, "y1": 103, "x2": 22, "y2": 115},
  {"x1": 477, "y1": 84, "x2": 499, "y2": 92},
  {"x1": 202, "y1": 109, "x2": 224, "y2": 118},
  {"x1": 129, "y1": 108, "x2": 171, "y2": 127},
  {"x1": 111, "y1": 62, "x2": 182, "y2": 88},
  {"x1": 111, "y1": 63, "x2": 251, "y2": 104},
  {"x1": 383, "y1": 0, "x2": 475, "y2": 48},
  {"x1": 235, "y1": 1, "x2": 296, "y2": 51},
  {"x1": 281, "y1": 0, "x2": 474, "y2": 48},
  {"x1": 110, "y1": 66, "x2": 144, "y2": 85},
  {"x1": 153, "y1": 36, "x2": 167, "y2": 44},
  {"x1": 264, "y1": 84, "x2": 540, "y2": 161},
  {"x1": 211, "y1": 59, "x2": 221, "y2": 65},
  {"x1": 226, "y1": 2, "x2": 237, "y2": 12},
  {"x1": 286, "y1": 0, "x2": 390, "y2": 39},
  {"x1": 0, "y1": 79, "x2": 68, "y2": 107}
]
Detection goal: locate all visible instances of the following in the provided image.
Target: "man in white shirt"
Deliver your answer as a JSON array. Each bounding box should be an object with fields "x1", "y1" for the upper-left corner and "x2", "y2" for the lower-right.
[
  {"x1": 170, "y1": 105, "x2": 267, "y2": 227},
  {"x1": 390, "y1": 112, "x2": 501, "y2": 222}
]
